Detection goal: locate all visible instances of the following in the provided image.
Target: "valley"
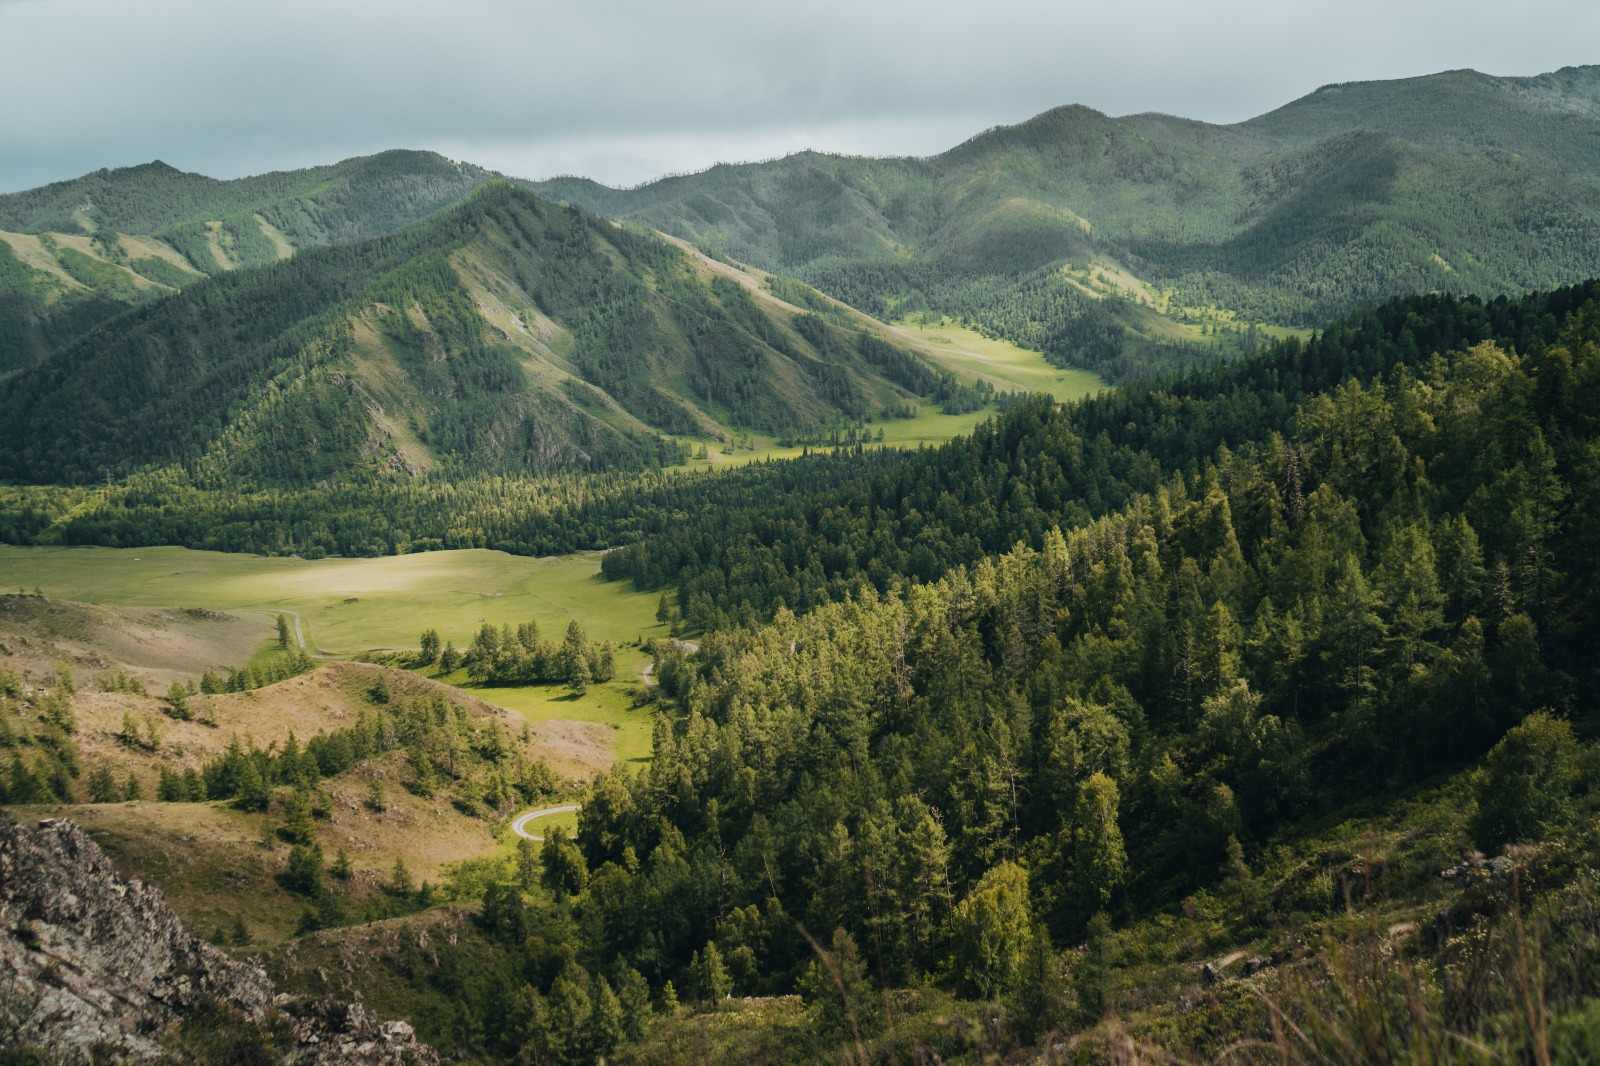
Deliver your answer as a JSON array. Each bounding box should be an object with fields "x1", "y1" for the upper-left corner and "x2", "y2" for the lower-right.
[
  {"x1": 5, "y1": 58, "x2": 1600, "y2": 1066},
  {"x1": 0, "y1": 541, "x2": 666, "y2": 963}
]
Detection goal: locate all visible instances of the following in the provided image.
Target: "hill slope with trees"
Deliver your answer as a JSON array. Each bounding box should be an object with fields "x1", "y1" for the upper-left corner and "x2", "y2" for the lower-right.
[
  {"x1": 518, "y1": 284, "x2": 1600, "y2": 1061},
  {"x1": 0, "y1": 150, "x2": 500, "y2": 369},
  {"x1": 0, "y1": 182, "x2": 978, "y2": 486},
  {"x1": 532, "y1": 66, "x2": 1600, "y2": 381}
]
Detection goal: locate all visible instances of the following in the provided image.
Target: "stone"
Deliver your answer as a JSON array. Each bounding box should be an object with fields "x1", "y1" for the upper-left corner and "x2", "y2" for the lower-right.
[{"x1": 0, "y1": 816, "x2": 438, "y2": 1065}]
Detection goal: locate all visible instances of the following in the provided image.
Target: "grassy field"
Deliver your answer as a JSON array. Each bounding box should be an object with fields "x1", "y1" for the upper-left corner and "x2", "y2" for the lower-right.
[
  {"x1": 671, "y1": 322, "x2": 1104, "y2": 471},
  {"x1": 0, "y1": 545, "x2": 663, "y2": 668},
  {"x1": 429, "y1": 667, "x2": 656, "y2": 768},
  {"x1": 888, "y1": 317, "x2": 1108, "y2": 397},
  {"x1": 673, "y1": 400, "x2": 998, "y2": 471},
  {"x1": 0, "y1": 544, "x2": 667, "y2": 772}
]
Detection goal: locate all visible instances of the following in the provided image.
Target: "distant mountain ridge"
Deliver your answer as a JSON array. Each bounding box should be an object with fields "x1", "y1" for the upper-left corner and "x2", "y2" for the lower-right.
[
  {"x1": 5, "y1": 64, "x2": 1598, "y2": 384},
  {"x1": 0, "y1": 182, "x2": 975, "y2": 486},
  {"x1": 529, "y1": 65, "x2": 1600, "y2": 377},
  {"x1": 0, "y1": 150, "x2": 498, "y2": 368}
]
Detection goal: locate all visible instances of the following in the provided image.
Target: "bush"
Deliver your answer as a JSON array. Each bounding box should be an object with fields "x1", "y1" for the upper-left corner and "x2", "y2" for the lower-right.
[{"x1": 1472, "y1": 711, "x2": 1582, "y2": 850}]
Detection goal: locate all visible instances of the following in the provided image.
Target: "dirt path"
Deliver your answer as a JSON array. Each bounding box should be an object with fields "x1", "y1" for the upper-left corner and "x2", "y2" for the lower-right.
[
  {"x1": 250, "y1": 608, "x2": 408, "y2": 660},
  {"x1": 511, "y1": 804, "x2": 583, "y2": 841}
]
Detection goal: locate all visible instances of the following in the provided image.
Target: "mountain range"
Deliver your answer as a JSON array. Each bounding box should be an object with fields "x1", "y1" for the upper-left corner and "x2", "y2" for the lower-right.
[
  {"x1": 532, "y1": 66, "x2": 1600, "y2": 372},
  {"x1": 3, "y1": 65, "x2": 1599, "y2": 487},
  {"x1": 0, "y1": 182, "x2": 973, "y2": 486},
  {"x1": 7, "y1": 61, "x2": 1600, "y2": 1066}
]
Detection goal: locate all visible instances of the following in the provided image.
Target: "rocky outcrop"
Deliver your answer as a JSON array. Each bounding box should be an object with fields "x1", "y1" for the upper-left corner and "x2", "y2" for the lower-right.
[{"x1": 0, "y1": 816, "x2": 437, "y2": 1064}]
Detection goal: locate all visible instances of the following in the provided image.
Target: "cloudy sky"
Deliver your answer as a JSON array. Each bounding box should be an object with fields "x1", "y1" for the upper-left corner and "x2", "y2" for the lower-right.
[{"x1": 1, "y1": 0, "x2": 1595, "y2": 193}]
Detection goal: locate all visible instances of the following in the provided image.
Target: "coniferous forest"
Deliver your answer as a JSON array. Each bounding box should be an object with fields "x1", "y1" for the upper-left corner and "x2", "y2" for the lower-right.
[{"x1": 7, "y1": 62, "x2": 1600, "y2": 1066}]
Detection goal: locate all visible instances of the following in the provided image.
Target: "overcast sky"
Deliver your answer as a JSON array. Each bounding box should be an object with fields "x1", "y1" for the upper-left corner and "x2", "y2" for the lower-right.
[{"x1": 1, "y1": 0, "x2": 1596, "y2": 193}]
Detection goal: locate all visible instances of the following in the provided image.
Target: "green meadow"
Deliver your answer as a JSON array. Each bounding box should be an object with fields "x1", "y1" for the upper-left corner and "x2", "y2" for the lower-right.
[
  {"x1": 670, "y1": 321, "x2": 1105, "y2": 471},
  {"x1": 0, "y1": 544, "x2": 661, "y2": 661},
  {"x1": 0, "y1": 544, "x2": 667, "y2": 766},
  {"x1": 430, "y1": 666, "x2": 656, "y2": 768},
  {"x1": 891, "y1": 317, "x2": 1108, "y2": 397}
]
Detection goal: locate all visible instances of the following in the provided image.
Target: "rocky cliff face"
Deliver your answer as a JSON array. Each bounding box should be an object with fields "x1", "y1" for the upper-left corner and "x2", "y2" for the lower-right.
[{"x1": 0, "y1": 816, "x2": 438, "y2": 1064}]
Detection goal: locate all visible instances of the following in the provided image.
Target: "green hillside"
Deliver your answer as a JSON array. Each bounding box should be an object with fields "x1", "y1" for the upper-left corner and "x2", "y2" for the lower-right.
[
  {"x1": 0, "y1": 183, "x2": 983, "y2": 486},
  {"x1": 0, "y1": 151, "x2": 499, "y2": 369},
  {"x1": 530, "y1": 66, "x2": 1600, "y2": 381}
]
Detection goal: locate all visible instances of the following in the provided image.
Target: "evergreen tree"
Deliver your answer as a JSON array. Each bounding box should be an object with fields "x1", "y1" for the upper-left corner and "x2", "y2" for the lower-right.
[
  {"x1": 617, "y1": 968, "x2": 653, "y2": 1041},
  {"x1": 540, "y1": 827, "x2": 589, "y2": 901},
  {"x1": 690, "y1": 941, "x2": 732, "y2": 1007},
  {"x1": 283, "y1": 843, "x2": 325, "y2": 897},
  {"x1": 86, "y1": 766, "x2": 118, "y2": 803},
  {"x1": 589, "y1": 974, "x2": 624, "y2": 1060},
  {"x1": 389, "y1": 856, "x2": 414, "y2": 896}
]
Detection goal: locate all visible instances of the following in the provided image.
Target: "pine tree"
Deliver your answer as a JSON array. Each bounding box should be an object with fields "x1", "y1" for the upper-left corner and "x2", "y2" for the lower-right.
[
  {"x1": 618, "y1": 967, "x2": 653, "y2": 1041},
  {"x1": 797, "y1": 927, "x2": 877, "y2": 1042},
  {"x1": 165, "y1": 680, "x2": 191, "y2": 721},
  {"x1": 389, "y1": 856, "x2": 414, "y2": 896},
  {"x1": 1068, "y1": 773, "x2": 1127, "y2": 934},
  {"x1": 691, "y1": 941, "x2": 732, "y2": 1007},
  {"x1": 235, "y1": 758, "x2": 270, "y2": 811},
  {"x1": 540, "y1": 826, "x2": 589, "y2": 901},
  {"x1": 589, "y1": 974, "x2": 624, "y2": 1059},
  {"x1": 1075, "y1": 912, "x2": 1113, "y2": 1022},
  {"x1": 86, "y1": 766, "x2": 118, "y2": 803},
  {"x1": 280, "y1": 789, "x2": 316, "y2": 845},
  {"x1": 515, "y1": 836, "x2": 539, "y2": 892},
  {"x1": 284, "y1": 844, "x2": 325, "y2": 897}
]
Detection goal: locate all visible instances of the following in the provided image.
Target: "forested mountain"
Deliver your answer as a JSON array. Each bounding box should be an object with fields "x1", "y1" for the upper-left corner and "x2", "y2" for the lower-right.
[
  {"x1": 0, "y1": 182, "x2": 974, "y2": 486},
  {"x1": 0, "y1": 150, "x2": 498, "y2": 368},
  {"x1": 9, "y1": 65, "x2": 1595, "y2": 387},
  {"x1": 554, "y1": 285, "x2": 1600, "y2": 1060},
  {"x1": 531, "y1": 66, "x2": 1600, "y2": 381}
]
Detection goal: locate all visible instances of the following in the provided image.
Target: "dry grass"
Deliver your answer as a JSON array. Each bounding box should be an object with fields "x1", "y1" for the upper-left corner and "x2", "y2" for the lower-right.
[
  {"x1": 253, "y1": 214, "x2": 295, "y2": 260},
  {"x1": 0, "y1": 230, "x2": 84, "y2": 289},
  {"x1": 70, "y1": 661, "x2": 610, "y2": 790},
  {"x1": 0, "y1": 594, "x2": 272, "y2": 691},
  {"x1": 115, "y1": 233, "x2": 204, "y2": 274}
]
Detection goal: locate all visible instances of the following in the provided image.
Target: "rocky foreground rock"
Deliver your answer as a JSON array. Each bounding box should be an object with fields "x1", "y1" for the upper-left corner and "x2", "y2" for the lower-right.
[{"x1": 0, "y1": 815, "x2": 438, "y2": 1064}]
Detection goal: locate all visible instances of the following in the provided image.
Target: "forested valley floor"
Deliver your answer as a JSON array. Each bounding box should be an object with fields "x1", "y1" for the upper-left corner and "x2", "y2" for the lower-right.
[{"x1": 6, "y1": 281, "x2": 1600, "y2": 1062}]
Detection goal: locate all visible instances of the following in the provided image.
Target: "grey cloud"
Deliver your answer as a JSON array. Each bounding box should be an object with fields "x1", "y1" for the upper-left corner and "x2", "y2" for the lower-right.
[{"x1": 1, "y1": 0, "x2": 1597, "y2": 191}]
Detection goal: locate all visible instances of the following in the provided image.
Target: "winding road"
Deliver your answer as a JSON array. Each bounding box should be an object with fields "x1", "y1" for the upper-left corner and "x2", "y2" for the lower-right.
[
  {"x1": 641, "y1": 638, "x2": 698, "y2": 688},
  {"x1": 511, "y1": 804, "x2": 583, "y2": 841}
]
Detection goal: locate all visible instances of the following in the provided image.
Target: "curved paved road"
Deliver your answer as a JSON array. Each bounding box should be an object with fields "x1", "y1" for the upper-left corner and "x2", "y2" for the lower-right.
[
  {"x1": 641, "y1": 638, "x2": 698, "y2": 688},
  {"x1": 511, "y1": 804, "x2": 582, "y2": 841}
]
